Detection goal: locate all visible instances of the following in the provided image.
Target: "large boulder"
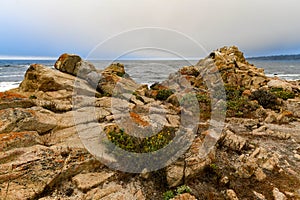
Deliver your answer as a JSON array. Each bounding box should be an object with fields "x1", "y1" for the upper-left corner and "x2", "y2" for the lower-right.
[
  {"x1": 54, "y1": 53, "x2": 100, "y2": 87},
  {"x1": 196, "y1": 46, "x2": 269, "y2": 89},
  {"x1": 19, "y1": 64, "x2": 100, "y2": 98},
  {"x1": 97, "y1": 63, "x2": 140, "y2": 96}
]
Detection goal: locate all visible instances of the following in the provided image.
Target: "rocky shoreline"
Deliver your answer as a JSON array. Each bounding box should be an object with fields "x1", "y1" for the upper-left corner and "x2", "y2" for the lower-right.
[{"x1": 0, "y1": 46, "x2": 299, "y2": 199}]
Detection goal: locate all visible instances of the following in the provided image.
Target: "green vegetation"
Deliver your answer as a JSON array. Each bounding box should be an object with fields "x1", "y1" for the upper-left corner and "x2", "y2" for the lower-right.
[
  {"x1": 163, "y1": 185, "x2": 192, "y2": 200},
  {"x1": 29, "y1": 95, "x2": 37, "y2": 99},
  {"x1": 224, "y1": 85, "x2": 259, "y2": 117},
  {"x1": 176, "y1": 185, "x2": 192, "y2": 195},
  {"x1": 270, "y1": 88, "x2": 295, "y2": 100},
  {"x1": 250, "y1": 89, "x2": 278, "y2": 109},
  {"x1": 156, "y1": 89, "x2": 174, "y2": 101},
  {"x1": 106, "y1": 127, "x2": 175, "y2": 153},
  {"x1": 163, "y1": 190, "x2": 175, "y2": 200}
]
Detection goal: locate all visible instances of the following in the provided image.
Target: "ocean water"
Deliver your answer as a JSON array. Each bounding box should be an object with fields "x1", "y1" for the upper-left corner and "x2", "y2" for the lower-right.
[{"x1": 0, "y1": 59, "x2": 299, "y2": 92}]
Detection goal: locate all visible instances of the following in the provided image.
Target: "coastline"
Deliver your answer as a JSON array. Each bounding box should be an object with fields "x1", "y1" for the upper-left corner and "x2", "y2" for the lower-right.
[{"x1": 0, "y1": 46, "x2": 299, "y2": 199}]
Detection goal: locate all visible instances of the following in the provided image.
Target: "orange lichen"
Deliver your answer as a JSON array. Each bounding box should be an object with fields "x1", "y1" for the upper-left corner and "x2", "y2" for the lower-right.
[
  {"x1": 0, "y1": 131, "x2": 36, "y2": 142},
  {"x1": 130, "y1": 112, "x2": 149, "y2": 127},
  {"x1": 0, "y1": 91, "x2": 26, "y2": 100}
]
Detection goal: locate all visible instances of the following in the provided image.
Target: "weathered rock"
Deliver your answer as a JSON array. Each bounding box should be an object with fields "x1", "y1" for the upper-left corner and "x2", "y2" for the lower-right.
[
  {"x1": 0, "y1": 91, "x2": 36, "y2": 110},
  {"x1": 171, "y1": 193, "x2": 197, "y2": 200},
  {"x1": 54, "y1": 54, "x2": 99, "y2": 86},
  {"x1": 226, "y1": 189, "x2": 239, "y2": 200},
  {"x1": 220, "y1": 130, "x2": 247, "y2": 152},
  {"x1": 166, "y1": 137, "x2": 216, "y2": 187},
  {"x1": 197, "y1": 46, "x2": 268, "y2": 89},
  {"x1": 286, "y1": 98, "x2": 300, "y2": 118},
  {"x1": 0, "y1": 107, "x2": 57, "y2": 135},
  {"x1": 273, "y1": 188, "x2": 287, "y2": 200},
  {"x1": 19, "y1": 64, "x2": 100, "y2": 98},
  {"x1": 72, "y1": 171, "x2": 115, "y2": 192},
  {"x1": 268, "y1": 79, "x2": 293, "y2": 92},
  {"x1": 253, "y1": 191, "x2": 266, "y2": 200}
]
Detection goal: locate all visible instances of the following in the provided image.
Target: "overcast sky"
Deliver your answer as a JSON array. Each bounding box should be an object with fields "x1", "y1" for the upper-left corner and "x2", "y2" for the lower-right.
[{"x1": 0, "y1": 0, "x2": 299, "y2": 59}]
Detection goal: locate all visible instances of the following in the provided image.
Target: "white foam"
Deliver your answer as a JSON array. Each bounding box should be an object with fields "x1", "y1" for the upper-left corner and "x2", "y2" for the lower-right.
[{"x1": 0, "y1": 82, "x2": 20, "y2": 92}]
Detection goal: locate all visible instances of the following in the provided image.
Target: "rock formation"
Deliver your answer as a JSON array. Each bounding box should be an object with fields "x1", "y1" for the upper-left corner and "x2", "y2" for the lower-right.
[{"x1": 0, "y1": 47, "x2": 299, "y2": 199}]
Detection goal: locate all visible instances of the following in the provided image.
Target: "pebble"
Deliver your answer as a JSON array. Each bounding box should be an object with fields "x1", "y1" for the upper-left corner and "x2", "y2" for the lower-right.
[{"x1": 294, "y1": 154, "x2": 300, "y2": 160}]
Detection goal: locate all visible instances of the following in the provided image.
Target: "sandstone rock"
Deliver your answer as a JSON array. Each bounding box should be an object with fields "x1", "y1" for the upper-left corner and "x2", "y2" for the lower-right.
[
  {"x1": 286, "y1": 98, "x2": 300, "y2": 118},
  {"x1": 226, "y1": 189, "x2": 239, "y2": 200},
  {"x1": 19, "y1": 64, "x2": 100, "y2": 98},
  {"x1": 54, "y1": 54, "x2": 100, "y2": 86},
  {"x1": 220, "y1": 130, "x2": 247, "y2": 151},
  {"x1": 0, "y1": 107, "x2": 57, "y2": 135},
  {"x1": 0, "y1": 91, "x2": 35, "y2": 110},
  {"x1": 166, "y1": 137, "x2": 216, "y2": 187},
  {"x1": 85, "y1": 182, "x2": 123, "y2": 200},
  {"x1": 72, "y1": 171, "x2": 115, "y2": 192},
  {"x1": 0, "y1": 131, "x2": 39, "y2": 151},
  {"x1": 171, "y1": 193, "x2": 197, "y2": 200},
  {"x1": 268, "y1": 79, "x2": 293, "y2": 91},
  {"x1": 253, "y1": 191, "x2": 266, "y2": 200},
  {"x1": 0, "y1": 145, "x2": 102, "y2": 199},
  {"x1": 273, "y1": 188, "x2": 287, "y2": 200}
]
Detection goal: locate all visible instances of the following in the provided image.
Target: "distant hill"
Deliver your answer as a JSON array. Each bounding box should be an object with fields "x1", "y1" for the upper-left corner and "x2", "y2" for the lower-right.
[{"x1": 248, "y1": 54, "x2": 300, "y2": 60}]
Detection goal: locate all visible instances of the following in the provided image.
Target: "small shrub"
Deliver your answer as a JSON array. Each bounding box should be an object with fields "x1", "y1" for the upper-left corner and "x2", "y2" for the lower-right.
[
  {"x1": 250, "y1": 89, "x2": 278, "y2": 109},
  {"x1": 29, "y1": 95, "x2": 37, "y2": 99},
  {"x1": 270, "y1": 88, "x2": 295, "y2": 100},
  {"x1": 163, "y1": 190, "x2": 175, "y2": 200},
  {"x1": 176, "y1": 185, "x2": 192, "y2": 195},
  {"x1": 156, "y1": 89, "x2": 174, "y2": 101},
  {"x1": 106, "y1": 126, "x2": 175, "y2": 153}
]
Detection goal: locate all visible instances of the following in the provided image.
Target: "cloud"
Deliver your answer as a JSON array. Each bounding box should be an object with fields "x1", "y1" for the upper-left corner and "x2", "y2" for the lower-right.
[{"x1": 0, "y1": 0, "x2": 299, "y2": 57}]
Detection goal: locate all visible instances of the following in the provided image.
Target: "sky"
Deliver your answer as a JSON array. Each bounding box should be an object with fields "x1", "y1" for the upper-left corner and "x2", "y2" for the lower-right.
[{"x1": 0, "y1": 0, "x2": 300, "y2": 59}]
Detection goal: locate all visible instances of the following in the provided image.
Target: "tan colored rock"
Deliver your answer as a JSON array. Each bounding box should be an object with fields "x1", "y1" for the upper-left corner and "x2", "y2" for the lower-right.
[
  {"x1": 171, "y1": 193, "x2": 197, "y2": 200},
  {"x1": 85, "y1": 183, "x2": 122, "y2": 200},
  {"x1": 226, "y1": 189, "x2": 239, "y2": 200},
  {"x1": 72, "y1": 171, "x2": 115, "y2": 192},
  {"x1": 268, "y1": 79, "x2": 293, "y2": 91},
  {"x1": 19, "y1": 64, "x2": 100, "y2": 98},
  {"x1": 253, "y1": 191, "x2": 266, "y2": 200},
  {"x1": 221, "y1": 130, "x2": 247, "y2": 151},
  {"x1": 273, "y1": 188, "x2": 287, "y2": 200},
  {"x1": 55, "y1": 53, "x2": 100, "y2": 86},
  {"x1": 0, "y1": 107, "x2": 57, "y2": 135}
]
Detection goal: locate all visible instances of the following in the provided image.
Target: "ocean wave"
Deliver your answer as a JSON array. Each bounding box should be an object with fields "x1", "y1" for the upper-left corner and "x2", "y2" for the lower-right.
[
  {"x1": 0, "y1": 81, "x2": 20, "y2": 92},
  {"x1": 0, "y1": 75, "x2": 24, "y2": 78}
]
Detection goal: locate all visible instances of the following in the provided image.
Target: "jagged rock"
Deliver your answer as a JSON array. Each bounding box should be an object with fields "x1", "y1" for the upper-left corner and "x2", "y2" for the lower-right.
[
  {"x1": 197, "y1": 46, "x2": 268, "y2": 89},
  {"x1": 220, "y1": 130, "x2": 247, "y2": 151},
  {"x1": 166, "y1": 137, "x2": 216, "y2": 187},
  {"x1": 97, "y1": 63, "x2": 140, "y2": 96}
]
